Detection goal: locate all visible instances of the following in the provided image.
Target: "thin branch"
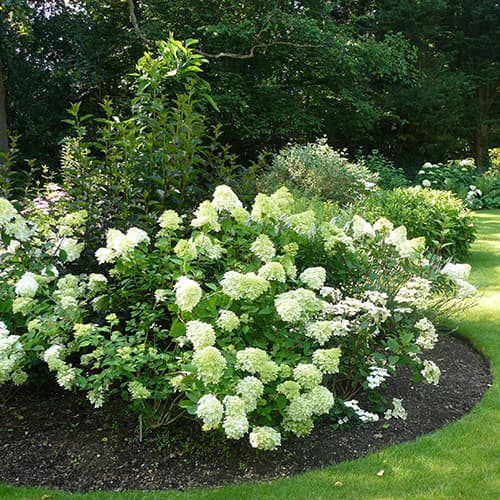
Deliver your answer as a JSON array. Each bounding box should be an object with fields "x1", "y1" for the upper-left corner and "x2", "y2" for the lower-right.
[{"x1": 126, "y1": 0, "x2": 154, "y2": 48}]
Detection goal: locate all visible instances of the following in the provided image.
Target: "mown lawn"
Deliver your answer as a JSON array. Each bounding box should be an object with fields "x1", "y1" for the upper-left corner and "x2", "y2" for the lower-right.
[{"x1": 2, "y1": 210, "x2": 499, "y2": 500}]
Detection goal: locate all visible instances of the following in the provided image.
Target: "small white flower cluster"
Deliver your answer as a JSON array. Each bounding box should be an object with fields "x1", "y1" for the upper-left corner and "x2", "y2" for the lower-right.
[
  {"x1": 216, "y1": 310, "x2": 240, "y2": 332},
  {"x1": 14, "y1": 272, "x2": 39, "y2": 298},
  {"x1": 344, "y1": 399, "x2": 379, "y2": 423},
  {"x1": 212, "y1": 185, "x2": 243, "y2": 213},
  {"x1": 196, "y1": 394, "x2": 224, "y2": 431},
  {"x1": 258, "y1": 262, "x2": 287, "y2": 282},
  {"x1": 312, "y1": 347, "x2": 342, "y2": 374},
  {"x1": 465, "y1": 185, "x2": 482, "y2": 208},
  {"x1": 321, "y1": 222, "x2": 354, "y2": 253},
  {"x1": 385, "y1": 226, "x2": 425, "y2": 260},
  {"x1": 0, "y1": 198, "x2": 35, "y2": 241},
  {"x1": 285, "y1": 210, "x2": 316, "y2": 236},
  {"x1": 299, "y1": 266, "x2": 326, "y2": 290},
  {"x1": 191, "y1": 200, "x2": 220, "y2": 232},
  {"x1": 0, "y1": 321, "x2": 26, "y2": 385},
  {"x1": 249, "y1": 426, "x2": 282, "y2": 451},
  {"x1": 236, "y1": 376, "x2": 264, "y2": 412},
  {"x1": 394, "y1": 277, "x2": 432, "y2": 310},
  {"x1": 221, "y1": 271, "x2": 270, "y2": 300},
  {"x1": 128, "y1": 380, "x2": 151, "y2": 400},
  {"x1": 95, "y1": 227, "x2": 150, "y2": 263},
  {"x1": 222, "y1": 395, "x2": 249, "y2": 439},
  {"x1": 158, "y1": 209, "x2": 182, "y2": 231},
  {"x1": 421, "y1": 359, "x2": 441, "y2": 385},
  {"x1": 384, "y1": 398, "x2": 407, "y2": 420},
  {"x1": 186, "y1": 321, "x2": 216, "y2": 350},
  {"x1": 174, "y1": 276, "x2": 202, "y2": 312},
  {"x1": 192, "y1": 346, "x2": 227, "y2": 385},
  {"x1": 235, "y1": 348, "x2": 279, "y2": 383},
  {"x1": 366, "y1": 365, "x2": 390, "y2": 389},
  {"x1": 415, "y1": 317, "x2": 438, "y2": 350},
  {"x1": 42, "y1": 344, "x2": 76, "y2": 390},
  {"x1": 441, "y1": 263, "x2": 477, "y2": 298},
  {"x1": 274, "y1": 288, "x2": 324, "y2": 323},
  {"x1": 351, "y1": 215, "x2": 375, "y2": 240},
  {"x1": 251, "y1": 187, "x2": 294, "y2": 223},
  {"x1": 250, "y1": 234, "x2": 276, "y2": 262}
]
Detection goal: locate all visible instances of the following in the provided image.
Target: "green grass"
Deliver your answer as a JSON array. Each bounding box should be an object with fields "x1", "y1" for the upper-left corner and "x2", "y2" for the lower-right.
[{"x1": 2, "y1": 211, "x2": 499, "y2": 500}]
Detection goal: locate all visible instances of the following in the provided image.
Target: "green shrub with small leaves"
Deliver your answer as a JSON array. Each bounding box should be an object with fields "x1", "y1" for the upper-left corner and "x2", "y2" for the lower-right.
[{"x1": 358, "y1": 150, "x2": 410, "y2": 189}]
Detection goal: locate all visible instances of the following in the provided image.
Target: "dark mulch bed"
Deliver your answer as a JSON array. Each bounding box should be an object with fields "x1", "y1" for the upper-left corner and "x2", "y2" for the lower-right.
[{"x1": 0, "y1": 333, "x2": 492, "y2": 493}]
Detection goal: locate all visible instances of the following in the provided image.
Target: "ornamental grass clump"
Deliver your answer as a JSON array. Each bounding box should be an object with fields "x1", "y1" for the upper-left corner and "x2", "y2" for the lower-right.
[{"x1": 0, "y1": 186, "x2": 476, "y2": 449}]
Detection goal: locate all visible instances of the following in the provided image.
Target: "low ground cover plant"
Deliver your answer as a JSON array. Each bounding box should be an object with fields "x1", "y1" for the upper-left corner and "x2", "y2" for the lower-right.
[{"x1": 0, "y1": 186, "x2": 476, "y2": 451}]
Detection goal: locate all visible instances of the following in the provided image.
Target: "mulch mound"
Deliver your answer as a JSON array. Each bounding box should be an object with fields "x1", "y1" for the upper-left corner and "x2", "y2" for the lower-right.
[{"x1": 0, "y1": 332, "x2": 492, "y2": 492}]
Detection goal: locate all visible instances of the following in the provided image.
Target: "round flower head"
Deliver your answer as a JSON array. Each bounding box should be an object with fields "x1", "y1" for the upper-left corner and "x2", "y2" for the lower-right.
[
  {"x1": 251, "y1": 193, "x2": 280, "y2": 222},
  {"x1": 286, "y1": 210, "x2": 316, "y2": 236},
  {"x1": 4, "y1": 216, "x2": 34, "y2": 241},
  {"x1": 192, "y1": 346, "x2": 226, "y2": 385},
  {"x1": 277, "y1": 380, "x2": 301, "y2": 400},
  {"x1": 0, "y1": 198, "x2": 18, "y2": 225},
  {"x1": 216, "y1": 310, "x2": 240, "y2": 332},
  {"x1": 235, "y1": 348, "x2": 269, "y2": 374},
  {"x1": 305, "y1": 321, "x2": 334, "y2": 345},
  {"x1": 158, "y1": 209, "x2": 182, "y2": 231},
  {"x1": 222, "y1": 414, "x2": 249, "y2": 440},
  {"x1": 174, "y1": 239, "x2": 198, "y2": 260},
  {"x1": 196, "y1": 394, "x2": 223, "y2": 431},
  {"x1": 220, "y1": 271, "x2": 269, "y2": 301},
  {"x1": 351, "y1": 215, "x2": 375, "y2": 239},
  {"x1": 236, "y1": 376, "x2": 264, "y2": 412},
  {"x1": 415, "y1": 317, "x2": 438, "y2": 350},
  {"x1": 312, "y1": 347, "x2": 341, "y2": 374},
  {"x1": 270, "y1": 187, "x2": 294, "y2": 213},
  {"x1": 174, "y1": 276, "x2": 202, "y2": 312},
  {"x1": 299, "y1": 267, "x2": 327, "y2": 290},
  {"x1": 421, "y1": 359, "x2": 440, "y2": 385},
  {"x1": 250, "y1": 234, "x2": 276, "y2": 262},
  {"x1": 58, "y1": 237, "x2": 83, "y2": 262},
  {"x1": 373, "y1": 217, "x2": 394, "y2": 236},
  {"x1": 305, "y1": 385, "x2": 334, "y2": 415},
  {"x1": 293, "y1": 363, "x2": 323, "y2": 390},
  {"x1": 441, "y1": 263, "x2": 472, "y2": 283},
  {"x1": 385, "y1": 226, "x2": 407, "y2": 247},
  {"x1": 258, "y1": 262, "x2": 286, "y2": 282},
  {"x1": 191, "y1": 200, "x2": 220, "y2": 232},
  {"x1": 186, "y1": 321, "x2": 216, "y2": 350},
  {"x1": 15, "y1": 272, "x2": 39, "y2": 298},
  {"x1": 212, "y1": 185, "x2": 243, "y2": 212},
  {"x1": 249, "y1": 426, "x2": 281, "y2": 450},
  {"x1": 422, "y1": 179, "x2": 431, "y2": 188}
]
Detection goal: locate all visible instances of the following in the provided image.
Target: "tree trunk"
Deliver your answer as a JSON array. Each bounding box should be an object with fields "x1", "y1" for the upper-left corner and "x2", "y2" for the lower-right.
[
  {"x1": 0, "y1": 52, "x2": 8, "y2": 165},
  {"x1": 474, "y1": 87, "x2": 491, "y2": 174}
]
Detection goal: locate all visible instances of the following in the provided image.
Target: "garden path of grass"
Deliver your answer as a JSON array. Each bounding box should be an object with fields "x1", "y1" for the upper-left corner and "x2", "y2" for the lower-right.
[{"x1": 2, "y1": 210, "x2": 499, "y2": 500}]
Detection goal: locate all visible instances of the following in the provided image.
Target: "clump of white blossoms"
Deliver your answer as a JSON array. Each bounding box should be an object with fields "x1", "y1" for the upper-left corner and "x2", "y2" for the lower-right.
[
  {"x1": 220, "y1": 271, "x2": 269, "y2": 300},
  {"x1": 384, "y1": 398, "x2": 407, "y2": 420},
  {"x1": 0, "y1": 321, "x2": 26, "y2": 385},
  {"x1": 351, "y1": 215, "x2": 375, "y2": 239},
  {"x1": 274, "y1": 288, "x2": 324, "y2": 323},
  {"x1": 14, "y1": 272, "x2": 39, "y2": 298},
  {"x1": 441, "y1": 262, "x2": 477, "y2": 298},
  {"x1": 174, "y1": 239, "x2": 198, "y2": 260},
  {"x1": 286, "y1": 210, "x2": 316, "y2": 236},
  {"x1": 235, "y1": 347, "x2": 279, "y2": 383},
  {"x1": 211, "y1": 185, "x2": 243, "y2": 213},
  {"x1": 128, "y1": 380, "x2": 151, "y2": 400},
  {"x1": 394, "y1": 277, "x2": 432, "y2": 310},
  {"x1": 293, "y1": 363, "x2": 323, "y2": 390},
  {"x1": 312, "y1": 347, "x2": 342, "y2": 374},
  {"x1": 344, "y1": 400, "x2": 379, "y2": 423},
  {"x1": 366, "y1": 365, "x2": 390, "y2": 389},
  {"x1": 222, "y1": 395, "x2": 249, "y2": 439},
  {"x1": 0, "y1": 198, "x2": 18, "y2": 225},
  {"x1": 57, "y1": 237, "x2": 83, "y2": 262},
  {"x1": 258, "y1": 262, "x2": 287, "y2": 282},
  {"x1": 158, "y1": 209, "x2": 182, "y2": 231},
  {"x1": 421, "y1": 359, "x2": 441, "y2": 385},
  {"x1": 186, "y1": 321, "x2": 216, "y2": 350},
  {"x1": 249, "y1": 426, "x2": 282, "y2": 451},
  {"x1": 95, "y1": 227, "x2": 150, "y2": 263},
  {"x1": 305, "y1": 320, "x2": 334, "y2": 345},
  {"x1": 192, "y1": 346, "x2": 227, "y2": 385},
  {"x1": 373, "y1": 217, "x2": 394, "y2": 236},
  {"x1": 250, "y1": 234, "x2": 276, "y2": 262},
  {"x1": 174, "y1": 276, "x2": 202, "y2": 312},
  {"x1": 299, "y1": 266, "x2": 327, "y2": 290},
  {"x1": 415, "y1": 317, "x2": 438, "y2": 350},
  {"x1": 236, "y1": 376, "x2": 264, "y2": 412},
  {"x1": 216, "y1": 310, "x2": 240, "y2": 332},
  {"x1": 196, "y1": 394, "x2": 224, "y2": 430},
  {"x1": 191, "y1": 200, "x2": 220, "y2": 232}
]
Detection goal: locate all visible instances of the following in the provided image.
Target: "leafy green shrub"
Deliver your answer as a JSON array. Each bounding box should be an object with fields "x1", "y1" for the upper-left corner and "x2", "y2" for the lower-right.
[
  {"x1": 1, "y1": 187, "x2": 475, "y2": 449},
  {"x1": 475, "y1": 172, "x2": 500, "y2": 209},
  {"x1": 257, "y1": 139, "x2": 378, "y2": 206},
  {"x1": 61, "y1": 37, "x2": 240, "y2": 253},
  {"x1": 358, "y1": 149, "x2": 409, "y2": 189},
  {"x1": 363, "y1": 187, "x2": 476, "y2": 260}
]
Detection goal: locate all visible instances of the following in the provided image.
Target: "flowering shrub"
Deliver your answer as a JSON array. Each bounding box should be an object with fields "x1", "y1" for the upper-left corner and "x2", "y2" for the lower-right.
[
  {"x1": 257, "y1": 139, "x2": 379, "y2": 206},
  {"x1": 363, "y1": 187, "x2": 476, "y2": 260},
  {"x1": 1, "y1": 186, "x2": 475, "y2": 449}
]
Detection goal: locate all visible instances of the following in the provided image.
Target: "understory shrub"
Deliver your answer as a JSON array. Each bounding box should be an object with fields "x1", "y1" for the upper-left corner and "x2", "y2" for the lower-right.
[
  {"x1": 362, "y1": 187, "x2": 476, "y2": 260},
  {"x1": 358, "y1": 149, "x2": 410, "y2": 189},
  {"x1": 1, "y1": 186, "x2": 475, "y2": 450},
  {"x1": 257, "y1": 139, "x2": 378, "y2": 206}
]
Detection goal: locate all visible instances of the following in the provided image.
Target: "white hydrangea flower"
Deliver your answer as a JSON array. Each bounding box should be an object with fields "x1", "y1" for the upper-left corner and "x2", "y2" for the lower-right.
[
  {"x1": 366, "y1": 366, "x2": 390, "y2": 389},
  {"x1": 250, "y1": 234, "x2": 276, "y2": 262},
  {"x1": 88, "y1": 274, "x2": 108, "y2": 294},
  {"x1": 286, "y1": 394, "x2": 314, "y2": 421},
  {"x1": 196, "y1": 394, "x2": 224, "y2": 430},
  {"x1": 373, "y1": 217, "x2": 394, "y2": 235},
  {"x1": 95, "y1": 247, "x2": 114, "y2": 264},
  {"x1": 249, "y1": 426, "x2": 281, "y2": 450},
  {"x1": 191, "y1": 200, "x2": 220, "y2": 232},
  {"x1": 274, "y1": 288, "x2": 323, "y2": 323},
  {"x1": 186, "y1": 321, "x2": 216, "y2": 350},
  {"x1": 394, "y1": 277, "x2": 432, "y2": 310},
  {"x1": 230, "y1": 206, "x2": 250, "y2": 224},
  {"x1": 212, "y1": 185, "x2": 243, "y2": 212},
  {"x1": 286, "y1": 210, "x2": 316, "y2": 236},
  {"x1": 222, "y1": 414, "x2": 249, "y2": 440},
  {"x1": 293, "y1": 363, "x2": 323, "y2": 390},
  {"x1": 220, "y1": 271, "x2": 269, "y2": 300},
  {"x1": 14, "y1": 272, "x2": 39, "y2": 298},
  {"x1": 174, "y1": 239, "x2": 198, "y2": 260},
  {"x1": 57, "y1": 366, "x2": 76, "y2": 390},
  {"x1": 276, "y1": 380, "x2": 301, "y2": 400},
  {"x1": 258, "y1": 262, "x2": 286, "y2": 282},
  {"x1": 421, "y1": 359, "x2": 440, "y2": 385},
  {"x1": 385, "y1": 226, "x2": 407, "y2": 247},
  {"x1": 415, "y1": 317, "x2": 438, "y2": 350},
  {"x1": 312, "y1": 347, "x2": 342, "y2": 374},
  {"x1": 384, "y1": 398, "x2": 407, "y2": 420},
  {"x1": 158, "y1": 209, "x2": 182, "y2": 231},
  {"x1": 4, "y1": 216, "x2": 35, "y2": 241},
  {"x1": 351, "y1": 215, "x2": 375, "y2": 239},
  {"x1": 192, "y1": 234, "x2": 224, "y2": 260},
  {"x1": 126, "y1": 227, "x2": 150, "y2": 246},
  {"x1": 299, "y1": 266, "x2": 326, "y2": 290},
  {"x1": 251, "y1": 193, "x2": 280, "y2": 222},
  {"x1": 0, "y1": 198, "x2": 18, "y2": 225},
  {"x1": 441, "y1": 263, "x2": 471, "y2": 283},
  {"x1": 216, "y1": 310, "x2": 240, "y2": 332},
  {"x1": 422, "y1": 179, "x2": 431, "y2": 188},
  {"x1": 398, "y1": 237, "x2": 426, "y2": 259},
  {"x1": 43, "y1": 344, "x2": 65, "y2": 371},
  {"x1": 305, "y1": 385, "x2": 334, "y2": 415},
  {"x1": 0, "y1": 322, "x2": 25, "y2": 384},
  {"x1": 236, "y1": 376, "x2": 264, "y2": 412},
  {"x1": 305, "y1": 321, "x2": 334, "y2": 345},
  {"x1": 58, "y1": 237, "x2": 83, "y2": 262},
  {"x1": 344, "y1": 399, "x2": 379, "y2": 423},
  {"x1": 192, "y1": 346, "x2": 226, "y2": 385},
  {"x1": 174, "y1": 276, "x2": 202, "y2": 312}
]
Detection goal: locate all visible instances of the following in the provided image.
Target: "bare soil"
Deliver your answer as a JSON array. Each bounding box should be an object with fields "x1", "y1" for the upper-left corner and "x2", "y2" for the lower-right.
[{"x1": 0, "y1": 332, "x2": 492, "y2": 493}]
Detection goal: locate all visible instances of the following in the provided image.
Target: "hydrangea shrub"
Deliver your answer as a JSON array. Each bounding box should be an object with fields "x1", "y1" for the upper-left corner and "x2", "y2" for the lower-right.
[{"x1": 0, "y1": 187, "x2": 475, "y2": 449}]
